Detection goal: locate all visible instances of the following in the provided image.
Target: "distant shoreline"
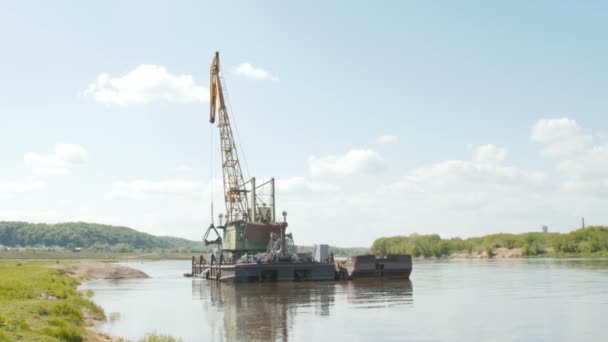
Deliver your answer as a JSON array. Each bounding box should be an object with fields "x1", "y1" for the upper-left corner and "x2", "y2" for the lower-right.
[
  {"x1": 372, "y1": 226, "x2": 608, "y2": 259},
  {"x1": 2, "y1": 249, "x2": 608, "y2": 262},
  {"x1": 0, "y1": 250, "x2": 197, "y2": 260}
]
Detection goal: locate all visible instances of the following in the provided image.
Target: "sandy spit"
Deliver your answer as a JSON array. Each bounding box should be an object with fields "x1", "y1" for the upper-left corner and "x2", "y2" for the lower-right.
[{"x1": 59, "y1": 262, "x2": 150, "y2": 279}]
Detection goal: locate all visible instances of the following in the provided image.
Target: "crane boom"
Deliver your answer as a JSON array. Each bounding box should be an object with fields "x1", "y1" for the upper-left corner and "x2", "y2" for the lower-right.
[{"x1": 209, "y1": 51, "x2": 249, "y2": 223}]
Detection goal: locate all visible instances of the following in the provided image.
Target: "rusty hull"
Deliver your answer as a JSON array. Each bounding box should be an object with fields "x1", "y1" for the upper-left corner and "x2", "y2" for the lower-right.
[{"x1": 340, "y1": 254, "x2": 412, "y2": 280}]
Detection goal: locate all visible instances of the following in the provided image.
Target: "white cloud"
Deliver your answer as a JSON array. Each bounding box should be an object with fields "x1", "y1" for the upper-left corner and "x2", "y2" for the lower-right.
[
  {"x1": 84, "y1": 64, "x2": 208, "y2": 105},
  {"x1": 55, "y1": 144, "x2": 87, "y2": 164},
  {"x1": 382, "y1": 159, "x2": 545, "y2": 197},
  {"x1": 407, "y1": 159, "x2": 545, "y2": 189},
  {"x1": 377, "y1": 134, "x2": 399, "y2": 145},
  {"x1": 308, "y1": 149, "x2": 387, "y2": 177},
  {"x1": 233, "y1": 63, "x2": 279, "y2": 81},
  {"x1": 531, "y1": 118, "x2": 592, "y2": 157},
  {"x1": 173, "y1": 164, "x2": 193, "y2": 172},
  {"x1": 557, "y1": 145, "x2": 608, "y2": 196},
  {"x1": 24, "y1": 144, "x2": 87, "y2": 176},
  {"x1": 0, "y1": 182, "x2": 44, "y2": 194},
  {"x1": 561, "y1": 179, "x2": 608, "y2": 196},
  {"x1": 558, "y1": 145, "x2": 608, "y2": 180},
  {"x1": 276, "y1": 177, "x2": 339, "y2": 193},
  {"x1": 528, "y1": 118, "x2": 608, "y2": 196},
  {"x1": 473, "y1": 144, "x2": 508, "y2": 163},
  {"x1": 379, "y1": 144, "x2": 546, "y2": 219},
  {"x1": 106, "y1": 179, "x2": 206, "y2": 200}
]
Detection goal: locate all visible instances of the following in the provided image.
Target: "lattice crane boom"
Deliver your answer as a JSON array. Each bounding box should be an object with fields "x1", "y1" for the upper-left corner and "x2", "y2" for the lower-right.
[{"x1": 209, "y1": 51, "x2": 249, "y2": 223}]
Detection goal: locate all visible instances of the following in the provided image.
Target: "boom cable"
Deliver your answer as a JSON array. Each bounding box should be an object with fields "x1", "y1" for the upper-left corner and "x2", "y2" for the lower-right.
[{"x1": 209, "y1": 111, "x2": 214, "y2": 225}]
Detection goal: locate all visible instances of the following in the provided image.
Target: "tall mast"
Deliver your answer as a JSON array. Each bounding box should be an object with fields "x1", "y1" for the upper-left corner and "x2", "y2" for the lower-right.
[{"x1": 210, "y1": 52, "x2": 249, "y2": 223}]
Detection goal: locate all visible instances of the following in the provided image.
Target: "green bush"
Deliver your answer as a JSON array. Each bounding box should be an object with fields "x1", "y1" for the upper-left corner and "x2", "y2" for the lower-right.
[
  {"x1": 371, "y1": 226, "x2": 608, "y2": 258},
  {"x1": 111, "y1": 243, "x2": 135, "y2": 253},
  {"x1": 484, "y1": 245, "x2": 494, "y2": 258},
  {"x1": 139, "y1": 333, "x2": 183, "y2": 342}
]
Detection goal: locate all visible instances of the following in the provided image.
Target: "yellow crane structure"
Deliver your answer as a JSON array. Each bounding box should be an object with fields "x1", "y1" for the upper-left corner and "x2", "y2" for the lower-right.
[
  {"x1": 204, "y1": 52, "x2": 283, "y2": 258},
  {"x1": 209, "y1": 52, "x2": 249, "y2": 223}
]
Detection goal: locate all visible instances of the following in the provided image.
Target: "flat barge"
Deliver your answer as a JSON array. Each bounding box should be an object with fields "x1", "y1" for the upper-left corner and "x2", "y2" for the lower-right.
[
  {"x1": 192, "y1": 253, "x2": 412, "y2": 283},
  {"x1": 192, "y1": 257, "x2": 336, "y2": 282},
  {"x1": 338, "y1": 254, "x2": 413, "y2": 280}
]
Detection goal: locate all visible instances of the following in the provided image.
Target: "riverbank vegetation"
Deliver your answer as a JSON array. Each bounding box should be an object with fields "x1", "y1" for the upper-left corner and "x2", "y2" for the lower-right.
[
  {"x1": 0, "y1": 221, "x2": 370, "y2": 259},
  {"x1": 138, "y1": 333, "x2": 183, "y2": 342},
  {"x1": 0, "y1": 260, "x2": 106, "y2": 341},
  {"x1": 0, "y1": 261, "x2": 185, "y2": 341},
  {"x1": 0, "y1": 250, "x2": 201, "y2": 260},
  {"x1": 371, "y1": 226, "x2": 608, "y2": 258},
  {"x1": 0, "y1": 221, "x2": 207, "y2": 253}
]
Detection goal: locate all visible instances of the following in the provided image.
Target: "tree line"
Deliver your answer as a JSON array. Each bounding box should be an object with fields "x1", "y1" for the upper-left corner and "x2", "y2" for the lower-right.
[
  {"x1": 371, "y1": 226, "x2": 608, "y2": 258},
  {"x1": 0, "y1": 221, "x2": 370, "y2": 256},
  {"x1": 0, "y1": 221, "x2": 206, "y2": 253}
]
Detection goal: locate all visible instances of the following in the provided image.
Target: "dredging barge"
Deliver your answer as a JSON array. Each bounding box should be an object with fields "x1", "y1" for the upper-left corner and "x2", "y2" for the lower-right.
[
  {"x1": 192, "y1": 52, "x2": 412, "y2": 283},
  {"x1": 191, "y1": 211, "x2": 413, "y2": 282},
  {"x1": 191, "y1": 249, "x2": 413, "y2": 282}
]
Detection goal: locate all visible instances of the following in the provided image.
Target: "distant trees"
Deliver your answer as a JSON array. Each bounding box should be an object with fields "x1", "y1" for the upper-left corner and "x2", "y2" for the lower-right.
[
  {"x1": 5, "y1": 221, "x2": 607, "y2": 258},
  {"x1": 371, "y1": 226, "x2": 608, "y2": 258},
  {"x1": 297, "y1": 246, "x2": 370, "y2": 258},
  {"x1": 111, "y1": 243, "x2": 134, "y2": 253},
  {"x1": 0, "y1": 221, "x2": 205, "y2": 252}
]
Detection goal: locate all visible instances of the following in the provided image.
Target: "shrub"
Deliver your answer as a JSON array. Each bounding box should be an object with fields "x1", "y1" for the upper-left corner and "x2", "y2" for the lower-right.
[{"x1": 139, "y1": 333, "x2": 183, "y2": 342}]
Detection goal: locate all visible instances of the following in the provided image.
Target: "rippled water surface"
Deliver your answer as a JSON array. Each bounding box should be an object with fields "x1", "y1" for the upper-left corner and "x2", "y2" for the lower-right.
[{"x1": 82, "y1": 259, "x2": 608, "y2": 341}]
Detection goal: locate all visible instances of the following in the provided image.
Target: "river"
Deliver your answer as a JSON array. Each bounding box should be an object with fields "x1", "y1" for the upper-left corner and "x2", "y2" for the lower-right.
[{"x1": 81, "y1": 258, "x2": 608, "y2": 341}]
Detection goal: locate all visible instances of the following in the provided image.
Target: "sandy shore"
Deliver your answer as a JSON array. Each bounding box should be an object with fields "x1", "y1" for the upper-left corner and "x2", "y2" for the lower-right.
[
  {"x1": 57, "y1": 262, "x2": 149, "y2": 341},
  {"x1": 60, "y1": 261, "x2": 150, "y2": 279},
  {"x1": 450, "y1": 247, "x2": 524, "y2": 258}
]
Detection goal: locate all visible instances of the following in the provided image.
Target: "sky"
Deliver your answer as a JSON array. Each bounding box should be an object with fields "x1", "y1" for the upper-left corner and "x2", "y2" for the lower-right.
[{"x1": 1, "y1": 1, "x2": 608, "y2": 246}]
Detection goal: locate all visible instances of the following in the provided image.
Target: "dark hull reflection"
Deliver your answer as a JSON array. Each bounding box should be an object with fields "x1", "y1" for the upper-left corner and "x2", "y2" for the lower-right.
[
  {"x1": 346, "y1": 279, "x2": 414, "y2": 308},
  {"x1": 192, "y1": 279, "x2": 413, "y2": 341},
  {"x1": 193, "y1": 281, "x2": 336, "y2": 341}
]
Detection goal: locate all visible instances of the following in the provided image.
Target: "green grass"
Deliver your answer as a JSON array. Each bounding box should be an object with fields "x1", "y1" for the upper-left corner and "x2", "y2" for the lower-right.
[
  {"x1": 138, "y1": 333, "x2": 183, "y2": 342},
  {"x1": 0, "y1": 260, "x2": 185, "y2": 341},
  {"x1": 0, "y1": 250, "x2": 196, "y2": 260},
  {"x1": 0, "y1": 260, "x2": 105, "y2": 342}
]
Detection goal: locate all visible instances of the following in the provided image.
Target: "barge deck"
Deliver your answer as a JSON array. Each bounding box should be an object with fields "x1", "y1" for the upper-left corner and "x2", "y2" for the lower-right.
[
  {"x1": 191, "y1": 254, "x2": 412, "y2": 283},
  {"x1": 192, "y1": 257, "x2": 335, "y2": 282}
]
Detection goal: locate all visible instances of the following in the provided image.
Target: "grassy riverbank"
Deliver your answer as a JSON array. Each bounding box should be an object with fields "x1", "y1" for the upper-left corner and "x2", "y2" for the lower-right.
[
  {"x1": 0, "y1": 260, "x2": 107, "y2": 341},
  {"x1": 372, "y1": 226, "x2": 608, "y2": 258},
  {"x1": 0, "y1": 250, "x2": 197, "y2": 260},
  {"x1": 0, "y1": 247, "x2": 370, "y2": 261},
  {"x1": 0, "y1": 261, "x2": 183, "y2": 342}
]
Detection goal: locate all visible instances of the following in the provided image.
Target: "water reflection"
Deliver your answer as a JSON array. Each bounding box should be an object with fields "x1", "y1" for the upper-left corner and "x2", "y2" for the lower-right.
[
  {"x1": 85, "y1": 260, "x2": 608, "y2": 341},
  {"x1": 193, "y1": 281, "x2": 336, "y2": 341},
  {"x1": 346, "y1": 280, "x2": 414, "y2": 309},
  {"x1": 192, "y1": 280, "x2": 412, "y2": 341},
  {"x1": 548, "y1": 258, "x2": 608, "y2": 270}
]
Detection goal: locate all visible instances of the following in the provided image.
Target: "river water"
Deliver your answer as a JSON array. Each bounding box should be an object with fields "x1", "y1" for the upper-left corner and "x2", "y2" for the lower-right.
[{"x1": 82, "y1": 258, "x2": 608, "y2": 341}]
